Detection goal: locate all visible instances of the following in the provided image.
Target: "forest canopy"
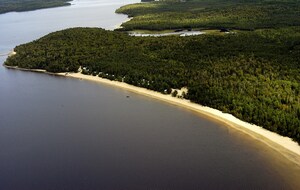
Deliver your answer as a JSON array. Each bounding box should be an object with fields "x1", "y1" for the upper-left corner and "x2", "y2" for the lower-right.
[{"x1": 116, "y1": 0, "x2": 300, "y2": 31}]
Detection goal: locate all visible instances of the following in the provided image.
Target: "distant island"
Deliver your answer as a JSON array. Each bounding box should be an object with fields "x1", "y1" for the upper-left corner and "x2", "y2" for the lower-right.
[
  {"x1": 115, "y1": 0, "x2": 300, "y2": 31},
  {"x1": 0, "y1": 0, "x2": 71, "y2": 14},
  {"x1": 4, "y1": 0, "x2": 300, "y2": 145}
]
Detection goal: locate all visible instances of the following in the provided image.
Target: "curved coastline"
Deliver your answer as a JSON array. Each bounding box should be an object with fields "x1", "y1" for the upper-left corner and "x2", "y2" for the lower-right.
[{"x1": 4, "y1": 64, "x2": 300, "y2": 167}]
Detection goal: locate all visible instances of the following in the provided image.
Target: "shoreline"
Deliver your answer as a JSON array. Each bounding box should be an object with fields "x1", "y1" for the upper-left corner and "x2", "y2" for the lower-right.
[
  {"x1": 114, "y1": 17, "x2": 133, "y2": 30},
  {"x1": 4, "y1": 65, "x2": 300, "y2": 166}
]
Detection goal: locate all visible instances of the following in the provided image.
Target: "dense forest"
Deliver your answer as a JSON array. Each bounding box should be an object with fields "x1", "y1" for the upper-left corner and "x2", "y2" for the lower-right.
[
  {"x1": 0, "y1": 0, "x2": 70, "y2": 14},
  {"x1": 5, "y1": 26, "x2": 300, "y2": 143},
  {"x1": 116, "y1": 0, "x2": 300, "y2": 31}
]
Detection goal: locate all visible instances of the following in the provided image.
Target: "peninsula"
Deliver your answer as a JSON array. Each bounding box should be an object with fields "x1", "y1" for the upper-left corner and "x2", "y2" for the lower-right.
[{"x1": 4, "y1": 0, "x2": 300, "y2": 157}]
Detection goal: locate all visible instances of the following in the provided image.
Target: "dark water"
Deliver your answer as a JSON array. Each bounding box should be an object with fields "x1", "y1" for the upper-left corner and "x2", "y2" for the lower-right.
[
  {"x1": 1, "y1": 1, "x2": 300, "y2": 189},
  {"x1": 0, "y1": 67, "x2": 298, "y2": 190}
]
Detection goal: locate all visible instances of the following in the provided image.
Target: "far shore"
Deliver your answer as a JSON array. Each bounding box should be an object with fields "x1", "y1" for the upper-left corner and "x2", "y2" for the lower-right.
[{"x1": 4, "y1": 65, "x2": 300, "y2": 166}]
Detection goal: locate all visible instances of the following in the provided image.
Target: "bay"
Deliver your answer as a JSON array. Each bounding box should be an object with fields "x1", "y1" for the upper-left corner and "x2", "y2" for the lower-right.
[{"x1": 0, "y1": 0, "x2": 300, "y2": 189}]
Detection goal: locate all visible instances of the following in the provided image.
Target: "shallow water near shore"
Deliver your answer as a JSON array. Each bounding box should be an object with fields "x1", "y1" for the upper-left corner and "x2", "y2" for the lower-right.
[{"x1": 1, "y1": 0, "x2": 300, "y2": 189}]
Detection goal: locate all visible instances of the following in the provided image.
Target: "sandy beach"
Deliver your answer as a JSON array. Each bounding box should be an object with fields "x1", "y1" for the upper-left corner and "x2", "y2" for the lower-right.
[
  {"x1": 4, "y1": 65, "x2": 300, "y2": 166},
  {"x1": 114, "y1": 17, "x2": 133, "y2": 30},
  {"x1": 62, "y1": 72, "x2": 300, "y2": 164}
]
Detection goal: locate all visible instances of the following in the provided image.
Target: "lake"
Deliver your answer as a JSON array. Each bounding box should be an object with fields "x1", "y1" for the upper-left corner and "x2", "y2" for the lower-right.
[{"x1": 0, "y1": 0, "x2": 300, "y2": 189}]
